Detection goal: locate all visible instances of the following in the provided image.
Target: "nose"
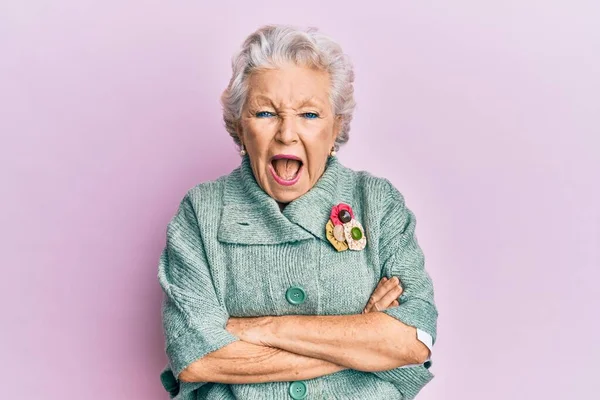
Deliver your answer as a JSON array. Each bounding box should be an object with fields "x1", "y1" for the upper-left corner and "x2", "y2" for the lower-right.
[{"x1": 275, "y1": 115, "x2": 299, "y2": 145}]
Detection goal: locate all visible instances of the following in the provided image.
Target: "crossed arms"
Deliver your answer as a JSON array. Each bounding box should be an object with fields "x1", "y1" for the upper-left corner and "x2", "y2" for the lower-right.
[{"x1": 179, "y1": 292, "x2": 430, "y2": 383}]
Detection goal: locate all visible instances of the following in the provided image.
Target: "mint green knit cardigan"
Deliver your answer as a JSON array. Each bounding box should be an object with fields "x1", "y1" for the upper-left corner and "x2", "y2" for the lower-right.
[{"x1": 157, "y1": 155, "x2": 438, "y2": 400}]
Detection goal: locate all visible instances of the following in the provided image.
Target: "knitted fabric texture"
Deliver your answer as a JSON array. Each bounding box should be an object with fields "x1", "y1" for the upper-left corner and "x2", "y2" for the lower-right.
[{"x1": 157, "y1": 155, "x2": 438, "y2": 400}]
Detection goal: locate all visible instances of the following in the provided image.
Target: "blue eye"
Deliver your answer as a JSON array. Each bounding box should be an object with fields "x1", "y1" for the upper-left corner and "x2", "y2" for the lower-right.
[
  {"x1": 303, "y1": 112, "x2": 319, "y2": 119},
  {"x1": 256, "y1": 111, "x2": 274, "y2": 118}
]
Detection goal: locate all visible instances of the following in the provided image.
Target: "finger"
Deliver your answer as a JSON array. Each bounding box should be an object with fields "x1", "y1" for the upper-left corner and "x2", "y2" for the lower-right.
[
  {"x1": 391, "y1": 276, "x2": 403, "y2": 289},
  {"x1": 368, "y1": 276, "x2": 399, "y2": 307},
  {"x1": 367, "y1": 285, "x2": 400, "y2": 313},
  {"x1": 364, "y1": 278, "x2": 389, "y2": 312},
  {"x1": 387, "y1": 276, "x2": 401, "y2": 289},
  {"x1": 374, "y1": 277, "x2": 387, "y2": 291},
  {"x1": 376, "y1": 285, "x2": 403, "y2": 311},
  {"x1": 365, "y1": 276, "x2": 402, "y2": 313},
  {"x1": 392, "y1": 300, "x2": 399, "y2": 307},
  {"x1": 366, "y1": 277, "x2": 399, "y2": 313}
]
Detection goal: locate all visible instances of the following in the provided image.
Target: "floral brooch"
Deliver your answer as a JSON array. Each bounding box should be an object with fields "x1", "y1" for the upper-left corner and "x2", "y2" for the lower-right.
[{"x1": 325, "y1": 203, "x2": 367, "y2": 251}]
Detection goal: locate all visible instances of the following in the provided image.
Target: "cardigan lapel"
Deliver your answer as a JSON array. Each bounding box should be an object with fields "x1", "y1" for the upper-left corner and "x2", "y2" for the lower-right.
[
  {"x1": 217, "y1": 156, "x2": 310, "y2": 245},
  {"x1": 217, "y1": 155, "x2": 352, "y2": 245},
  {"x1": 281, "y1": 156, "x2": 348, "y2": 242}
]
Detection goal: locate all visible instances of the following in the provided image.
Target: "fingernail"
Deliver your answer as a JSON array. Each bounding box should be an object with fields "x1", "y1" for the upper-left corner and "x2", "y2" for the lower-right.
[{"x1": 392, "y1": 277, "x2": 399, "y2": 284}]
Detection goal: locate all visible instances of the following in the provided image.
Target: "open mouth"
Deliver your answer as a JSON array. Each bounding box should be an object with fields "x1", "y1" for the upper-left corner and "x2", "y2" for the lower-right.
[{"x1": 269, "y1": 156, "x2": 303, "y2": 186}]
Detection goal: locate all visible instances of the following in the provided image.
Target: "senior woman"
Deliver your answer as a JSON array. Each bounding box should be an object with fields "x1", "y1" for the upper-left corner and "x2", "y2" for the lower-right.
[{"x1": 158, "y1": 25, "x2": 438, "y2": 400}]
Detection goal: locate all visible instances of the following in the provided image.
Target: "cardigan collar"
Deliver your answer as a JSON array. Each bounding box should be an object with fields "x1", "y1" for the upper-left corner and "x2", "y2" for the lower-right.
[{"x1": 217, "y1": 155, "x2": 351, "y2": 245}]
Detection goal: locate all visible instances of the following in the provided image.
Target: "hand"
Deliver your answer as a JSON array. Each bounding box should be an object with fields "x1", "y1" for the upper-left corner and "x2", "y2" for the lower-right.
[
  {"x1": 362, "y1": 276, "x2": 403, "y2": 313},
  {"x1": 226, "y1": 316, "x2": 274, "y2": 346}
]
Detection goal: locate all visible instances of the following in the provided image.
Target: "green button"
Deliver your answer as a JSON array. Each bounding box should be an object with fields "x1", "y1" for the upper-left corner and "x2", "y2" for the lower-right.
[
  {"x1": 286, "y1": 286, "x2": 306, "y2": 305},
  {"x1": 289, "y1": 381, "x2": 307, "y2": 399},
  {"x1": 350, "y1": 226, "x2": 362, "y2": 240}
]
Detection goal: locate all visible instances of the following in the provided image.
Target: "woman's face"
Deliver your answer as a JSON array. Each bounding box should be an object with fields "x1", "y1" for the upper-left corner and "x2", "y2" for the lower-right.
[{"x1": 237, "y1": 63, "x2": 341, "y2": 205}]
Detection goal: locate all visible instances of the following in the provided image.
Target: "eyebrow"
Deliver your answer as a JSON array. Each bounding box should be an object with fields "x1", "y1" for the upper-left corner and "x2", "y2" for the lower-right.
[{"x1": 253, "y1": 95, "x2": 323, "y2": 108}]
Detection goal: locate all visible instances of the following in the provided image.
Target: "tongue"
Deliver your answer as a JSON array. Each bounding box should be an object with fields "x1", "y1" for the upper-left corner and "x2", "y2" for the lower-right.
[{"x1": 273, "y1": 159, "x2": 301, "y2": 180}]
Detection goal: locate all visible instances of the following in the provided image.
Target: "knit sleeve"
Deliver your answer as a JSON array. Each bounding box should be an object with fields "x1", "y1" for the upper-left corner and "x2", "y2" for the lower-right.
[
  {"x1": 370, "y1": 179, "x2": 438, "y2": 400},
  {"x1": 157, "y1": 192, "x2": 239, "y2": 397}
]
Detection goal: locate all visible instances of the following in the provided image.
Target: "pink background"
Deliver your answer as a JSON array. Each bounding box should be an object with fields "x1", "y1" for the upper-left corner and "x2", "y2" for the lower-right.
[{"x1": 2, "y1": 1, "x2": 598, "y2": 399}]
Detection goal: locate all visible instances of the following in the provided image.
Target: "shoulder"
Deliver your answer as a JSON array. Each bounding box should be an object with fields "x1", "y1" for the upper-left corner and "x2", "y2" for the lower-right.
[
  {"x1": 185, "y1": 179, "x2": 223, "y2": 211},
  {"x1": 166, "y1": 168, "x2": 237, "y2": 237},
  {"x1": 181, "y1": 166, "x2": 239, "y2": 213}
]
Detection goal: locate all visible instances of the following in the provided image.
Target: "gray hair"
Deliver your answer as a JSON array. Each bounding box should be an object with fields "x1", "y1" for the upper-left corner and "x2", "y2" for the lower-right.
[{"x1": 220, "y1": 24, "x2": 356, "y2": 151}]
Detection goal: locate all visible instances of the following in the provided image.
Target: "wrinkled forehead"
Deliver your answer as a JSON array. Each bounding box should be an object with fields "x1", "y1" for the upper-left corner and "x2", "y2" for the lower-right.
[{"x1": 245, "y1": 66, "x2": 332, "y2": 109}]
